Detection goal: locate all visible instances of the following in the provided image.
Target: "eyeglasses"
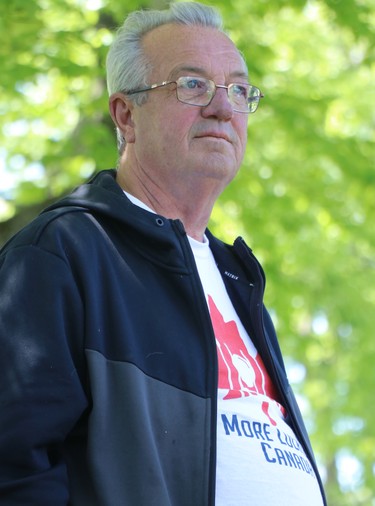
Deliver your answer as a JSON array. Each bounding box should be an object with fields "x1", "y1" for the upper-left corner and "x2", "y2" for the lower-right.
[{"x1": 124, "y1": 76, "x2": 264, "y2": 114}]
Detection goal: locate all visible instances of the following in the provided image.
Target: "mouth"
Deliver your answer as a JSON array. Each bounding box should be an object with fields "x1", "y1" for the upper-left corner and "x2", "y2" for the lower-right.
[{"x1": 195, "y1": 132, "x2": 231, "y2": 143}]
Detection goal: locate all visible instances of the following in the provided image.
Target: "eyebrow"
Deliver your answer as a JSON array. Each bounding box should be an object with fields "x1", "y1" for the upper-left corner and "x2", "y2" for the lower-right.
[{"x1": 169, "y1": 65, "x2": 249, "y2": 81}]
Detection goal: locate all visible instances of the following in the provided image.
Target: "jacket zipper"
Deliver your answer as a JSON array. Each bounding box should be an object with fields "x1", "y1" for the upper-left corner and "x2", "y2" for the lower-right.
[{"x1": 171, "y1": 220, "x2": 218, "y2": 506}]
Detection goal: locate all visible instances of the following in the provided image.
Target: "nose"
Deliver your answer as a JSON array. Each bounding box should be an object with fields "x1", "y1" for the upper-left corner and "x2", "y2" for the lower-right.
[{"x1": 201, "y1": 86, "x2": 233, "y2": 121}]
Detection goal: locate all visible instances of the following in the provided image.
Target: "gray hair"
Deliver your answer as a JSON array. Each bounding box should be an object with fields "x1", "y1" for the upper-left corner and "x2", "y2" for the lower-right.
[{"x1": 106, "y1": 2, "x2": 225, "y2": 154}]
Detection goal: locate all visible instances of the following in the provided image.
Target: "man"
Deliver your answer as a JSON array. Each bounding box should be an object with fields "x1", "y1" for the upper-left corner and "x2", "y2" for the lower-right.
[{"x1": 0, "y1": 2, "x2": 326, "y2": 505}]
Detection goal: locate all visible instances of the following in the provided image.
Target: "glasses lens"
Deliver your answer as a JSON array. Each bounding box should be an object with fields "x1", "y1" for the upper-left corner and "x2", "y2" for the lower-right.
[
  {"x1": 176, "y1": 77, "x2": 262, "y2": 113},
  {"x1": 248, "y1": 86, "x2": 261, "y2": 113},
  {"x1": 228, "y1": 83, "x2": 252, "y2": 113},
  {"x1": 176, "y1": 77, "x2": 214, "y2": 106}
]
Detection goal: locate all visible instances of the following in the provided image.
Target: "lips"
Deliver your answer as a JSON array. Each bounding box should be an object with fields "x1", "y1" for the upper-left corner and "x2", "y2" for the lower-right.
[{"x1": 195, "y1": 131, "x2": 231, "y2": 142}]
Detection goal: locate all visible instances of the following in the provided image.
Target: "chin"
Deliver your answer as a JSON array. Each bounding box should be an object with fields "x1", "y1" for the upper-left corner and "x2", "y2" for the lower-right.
[{"x1": 198, "y1": 161, "x2": 238, "y2": 184}]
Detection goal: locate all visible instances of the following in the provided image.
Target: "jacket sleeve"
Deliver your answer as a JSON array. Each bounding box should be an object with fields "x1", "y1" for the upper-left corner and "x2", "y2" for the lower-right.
[{"x1": 0, "y1": 244, "x2": 89, "y2": 505}]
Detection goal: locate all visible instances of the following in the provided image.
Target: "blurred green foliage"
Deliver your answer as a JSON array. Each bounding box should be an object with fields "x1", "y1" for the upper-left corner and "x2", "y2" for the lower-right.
[{"x1": 0, "y1": 0, "x2": 374, "y2": 503}]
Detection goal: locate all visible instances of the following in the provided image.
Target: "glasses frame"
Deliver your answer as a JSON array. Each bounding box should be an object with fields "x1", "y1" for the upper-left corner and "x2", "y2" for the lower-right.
[{"x1": 124, "y1": 76, "x2": 264, "y2": 114}]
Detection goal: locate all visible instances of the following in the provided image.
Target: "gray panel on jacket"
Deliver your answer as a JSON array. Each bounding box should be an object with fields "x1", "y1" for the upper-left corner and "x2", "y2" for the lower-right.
[{"x1": 66, "y1": 349, "x2": 212, "y2": 506}]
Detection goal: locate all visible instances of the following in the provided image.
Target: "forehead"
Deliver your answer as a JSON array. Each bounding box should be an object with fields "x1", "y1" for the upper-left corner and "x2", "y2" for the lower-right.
[{"x1": 142, "y1": 24, "x2": 248, "y2": 81}]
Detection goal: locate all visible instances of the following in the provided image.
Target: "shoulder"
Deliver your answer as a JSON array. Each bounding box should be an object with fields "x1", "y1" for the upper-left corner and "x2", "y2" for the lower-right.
[{"x1": 0, "y1": 205, "x2": 103, "y2": 267}]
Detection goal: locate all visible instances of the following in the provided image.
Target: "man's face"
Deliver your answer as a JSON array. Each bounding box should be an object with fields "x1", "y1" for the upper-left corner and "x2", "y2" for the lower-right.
[{"x1": 128, "y1": 23, "x2": 249, "y2": 196}]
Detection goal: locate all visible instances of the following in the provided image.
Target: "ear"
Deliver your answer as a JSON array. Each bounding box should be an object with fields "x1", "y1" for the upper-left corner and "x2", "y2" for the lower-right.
[{"x1": 109, "y1": 93, "x2": 136, "y2": 144}]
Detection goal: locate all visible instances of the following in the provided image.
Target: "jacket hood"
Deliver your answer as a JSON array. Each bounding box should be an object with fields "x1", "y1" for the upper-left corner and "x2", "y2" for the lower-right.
[
  {"x1": 44, "y1": 169, "x2": 187, "y2": 238},
  {"x1": 44, "y1": 169, "x2": 157, "y2": 227},
  {"x1": 43, "y1": 169, "x2": 193, "y2": 272}
]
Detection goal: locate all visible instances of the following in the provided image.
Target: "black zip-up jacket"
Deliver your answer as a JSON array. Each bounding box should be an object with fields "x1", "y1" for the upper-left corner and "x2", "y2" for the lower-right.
[{"x1": 0, "y1": 170, "x2": 326, "y2": 505}]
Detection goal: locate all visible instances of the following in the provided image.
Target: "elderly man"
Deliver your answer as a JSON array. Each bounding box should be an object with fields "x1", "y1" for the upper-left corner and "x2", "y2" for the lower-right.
[{"x1": 0, "y1": 2, "x2": 326, "y2": 505}]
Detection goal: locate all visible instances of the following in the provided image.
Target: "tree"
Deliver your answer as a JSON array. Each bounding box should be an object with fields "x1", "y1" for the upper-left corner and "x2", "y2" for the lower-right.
[{"x1": 1, "y1": 0, "x2": 374, "y2": 503}]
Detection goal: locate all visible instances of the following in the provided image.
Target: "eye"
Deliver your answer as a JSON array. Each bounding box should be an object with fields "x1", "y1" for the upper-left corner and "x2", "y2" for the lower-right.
[
  {"x1": 184, "y1": 77, "x2": 207, "y2": 90},
  {"x1": 231, "y1": 84, "x2": 249, "y2": 99},
  {"x1": 186, "y1": 78, "x2": 199, "y2": 89}
]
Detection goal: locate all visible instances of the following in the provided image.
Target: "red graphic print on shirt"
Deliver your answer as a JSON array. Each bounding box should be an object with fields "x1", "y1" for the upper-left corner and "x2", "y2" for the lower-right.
[{"x1": 208, "y1": 295, "x2": 286, "y2": 426}]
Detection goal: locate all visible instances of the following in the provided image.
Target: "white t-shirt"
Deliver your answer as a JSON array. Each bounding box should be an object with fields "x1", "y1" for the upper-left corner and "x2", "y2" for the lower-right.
[{"x1": 188, "y1": 236, "x2": 324, "y2": 506}]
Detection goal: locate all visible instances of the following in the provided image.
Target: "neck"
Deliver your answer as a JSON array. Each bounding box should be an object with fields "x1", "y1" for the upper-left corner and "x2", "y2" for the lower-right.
[{"x1": 116, "y1": 157, "x2": 225, "y2": 242}]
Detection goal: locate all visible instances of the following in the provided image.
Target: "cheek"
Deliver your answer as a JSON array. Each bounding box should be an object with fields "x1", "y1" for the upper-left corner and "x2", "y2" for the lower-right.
[
  {"x1": 162, "y1": 118, "x2": 193, "y2": 151},
  {"x1": 164, "y1": 104, "x2": 198, "y2": 138},
  {"x1": 141, "y1": 115, "x2": 190, "y2": 165}
]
